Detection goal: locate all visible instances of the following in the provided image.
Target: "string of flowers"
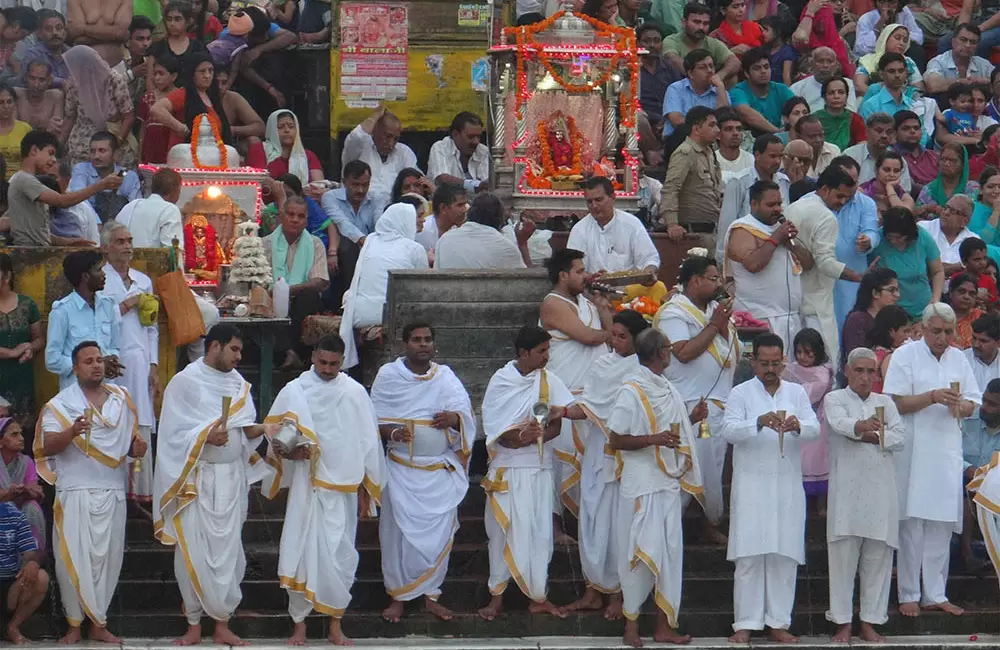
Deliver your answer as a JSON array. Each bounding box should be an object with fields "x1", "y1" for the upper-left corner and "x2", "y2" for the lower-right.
[
  {"x1": 191, "y1": 113, "x2": 228, "y2": 170},
  {"x1": 537, "y1": 118, "x2": 583, "y2": 177}
]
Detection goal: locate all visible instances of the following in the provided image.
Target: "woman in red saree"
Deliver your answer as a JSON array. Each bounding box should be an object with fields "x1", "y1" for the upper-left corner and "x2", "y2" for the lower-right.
[{"x1": 710, "y1": 0, "x2": 764, "y2": 57}]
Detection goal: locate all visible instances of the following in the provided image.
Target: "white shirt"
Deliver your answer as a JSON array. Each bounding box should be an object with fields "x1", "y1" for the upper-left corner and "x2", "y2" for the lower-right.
[
  {"x1": 717, "y1": 167, "x2": 791, "y2": 261},
  {"x1": 715, "y1": 148, "x2": 754, "y2": 186},
  {"x1": 657, "y1": 297, "x2": 738, "y2": 403},
  {"x1": 114, "y1": 194, "x2": 184, "y2": 253},
  {"x1": 426, "y1": 136, "x2": 490, "y2": 191},
  {"x1": 963, "y1": 348, "x2": 1000, "y2": 398},
  {"x1": 925, "y1": 51, "x2": 995, "y2": 82},
  {"x1": 843, "y1": 143, "x2": 913, "y2": 191},
  {"x1": 341, "y1": 124, "x2": 418, "y2": 204},
  {"x1": 917, "y1": 218, "x2": 976, "y2": 265},
  {"x1": 565, "y1": 209, "x2": 660, "y2": 274},
  {"x1": 62, "y1": 201, "x2": 101, "y2": 245},
  {"x1": 790, "y1": 76, "x2": 859, "y2": 113},
  {"x1": 435, "y1": 221, "x2": 527, "y2": 270}
]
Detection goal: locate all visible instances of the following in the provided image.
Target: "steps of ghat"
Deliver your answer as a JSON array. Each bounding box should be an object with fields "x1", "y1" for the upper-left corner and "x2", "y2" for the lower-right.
[{"x1": 17, "y1": 481, "x2": 1000, "y2": 640}]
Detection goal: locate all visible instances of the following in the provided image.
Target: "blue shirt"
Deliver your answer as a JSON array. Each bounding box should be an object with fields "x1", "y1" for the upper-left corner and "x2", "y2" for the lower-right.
[
  {"x1": 304, "y1": 196, "x2": 331, "y2": 248},
  {"x1": 45, "y1": 291, "x2": 120, "y2": 390},
  {"x1": 963, "y1": 417, "x2": 1000, "y2": 470},
  {"x1": 729, "y1": 81, "x2": 796, "y2": 129},
  {"x1": 858, "y1": 84, "x2": 919, "y2": 120},
  {"x1": 662, "y1": 79, "x2": 728, "y2": 137},
  {"x1": 833, "y1": 191, "x2": 881, "y2": 331},
  {"x1": 66, "y1": 162, "x2": 142, "y2": 214},
  {"x1": 319, "y1": 187, "x2": 385, "y2": 244},
  {"x1": 0, "y1": 502, "x2": 36, "y2": 579}
]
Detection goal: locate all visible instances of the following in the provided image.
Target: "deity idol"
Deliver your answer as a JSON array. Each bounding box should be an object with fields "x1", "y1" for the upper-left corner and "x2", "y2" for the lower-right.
[
  {"x1": 548, "y1": 118, "x2": 574, "y2": 169},
  {"x1": 184, "y1": 215, "x2": 226, "y2": 281}
]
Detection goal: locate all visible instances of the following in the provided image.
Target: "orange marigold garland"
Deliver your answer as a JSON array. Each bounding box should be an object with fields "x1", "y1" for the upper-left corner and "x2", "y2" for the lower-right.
[{"x1": 190, "y1": 113, "x2": 228, "y2": 170}]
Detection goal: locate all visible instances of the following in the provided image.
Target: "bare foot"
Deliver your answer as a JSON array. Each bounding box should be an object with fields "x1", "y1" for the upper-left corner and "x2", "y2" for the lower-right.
[
  {"x1": 830, "y1": 623, "x2": 851, "y2": 643},
  {"x1": 728, "y1": 629, "x2": 751, "y2": 643},
  {"x1": 554, "y1": 529, "x2": 577, "y2": 547},
  {"x1": 478, "y1": 596, "x2": 503, "y2": 621},
  {"x1": 213, "y1": 624, "x2": 250, "y2": 646},
  {"x1": 604, "y1": 593, "x2": 624, "y2": 620},
  {"x1": 564, "y1": 588, "x2": 603, "y2": 612},
  {"x1": 173, "y1": 625, "x2": 201, "y2": 646},
  {"x1": 923, "y1": 601, "x2": 964, "y2": 616},
  {"x1": 6, "y1": 622, "x2": 26, "y2": 645},
  {"x1": 88, "y1": 626, "x2": 121, "y2": 644},
  {"x1": 287, "y1": 622, "x2": 307, "y2": 646},
  {"x1": 859, "y1": 622, "x2": 885, "y2": 643},
  {"x1": 58, "y1": 627, "x2": 82, "y2": 645},
  {"x1": 328, "y1": 618, "x2": 353, "y2": 646},
  {"x1": 899, "y1": 602, "x2": 920, "y2": 617},
  {"x1": 382, "y1": 599, "x2": 404, "y2": 623},
  {"x1": 624, "y1": 620, "x2": 643, "y2": 648},
  {"x1": 768, "y1": 628, "x2": 798, "y2": 644},
  {"x1": 424, "y1": 598, "x2": 454, "y2": 621},
  {"x1": 528, "y1": 599, "x2": 568, "y2": 618},
  {"x1": 653, "y1": 627, "x2": 692, "y2": 645}
]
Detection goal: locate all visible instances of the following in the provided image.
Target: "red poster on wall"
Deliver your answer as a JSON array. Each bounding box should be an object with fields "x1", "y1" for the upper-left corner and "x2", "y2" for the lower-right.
[{"x1": 339, "y1": 3, "x2": 409, "y2": 103}]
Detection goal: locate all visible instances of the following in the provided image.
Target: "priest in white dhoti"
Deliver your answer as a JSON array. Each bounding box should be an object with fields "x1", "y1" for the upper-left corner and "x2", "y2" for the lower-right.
[
  {"x1": 966, "y1": 387, "x2": 1000, "y2": 590},
  {"x1": 539, "y1": 247, "x2": 612, "y2": 521},
  {"x1": 883, "y1": 302, "x2": 980, "y2": 618},
  {"x1": 35, "y1": 341, "x2": 145, "y2": 644},
  {"x1": 657, "y1": 254, "x2": 740, "y2": 542},
  {"x1": 824, "y1": 348, "x2": 905, "y2": 644},
  {"x1": 101, "y1": 222, "x2": 158, "y2": 507},
  {"x1": 608, "y1": 329, "x2": 705, "y2": 647},
  {"x1": 261, "y1": 334, "x2": 385, "y2": 646},
  {"x1": 370, "y1": 322, "x2": 475, "y2": 623},
  {"x1": 478, "y1": 325, "x2": 574, "y2": 622},
  {"x1": 724, "y1": 180, "x2": 811, "y2": 349},
  {"x1": 153, "y1": 324, "x2": 277, "y2": 647},
  {"x1": 722, "y1": 332, "x2": 820, "y2": 644},
  {"x1": 561, "y1": 310, "x2": 648, "y2": 618}
]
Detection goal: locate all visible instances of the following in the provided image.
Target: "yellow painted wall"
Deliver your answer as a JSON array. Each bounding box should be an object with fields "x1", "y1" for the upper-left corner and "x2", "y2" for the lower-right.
[{"x1": 329, "y1": 47, "x2": 489, "y2": 134}]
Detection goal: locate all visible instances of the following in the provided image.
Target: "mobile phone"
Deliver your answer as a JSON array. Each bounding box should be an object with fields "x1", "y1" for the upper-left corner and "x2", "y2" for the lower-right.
[{"x1": 117, "y1": 169, "x2": 127, "y2": 177}]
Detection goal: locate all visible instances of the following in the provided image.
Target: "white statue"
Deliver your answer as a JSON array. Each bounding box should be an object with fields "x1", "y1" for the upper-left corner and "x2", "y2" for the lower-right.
[{"x1": 167, "y1": 112, "x2": 239, "y2": 170}]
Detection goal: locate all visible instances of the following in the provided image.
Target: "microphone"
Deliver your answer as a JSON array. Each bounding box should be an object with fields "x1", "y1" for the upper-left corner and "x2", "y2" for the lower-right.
[{"x1": 775, "y1": 214, "x2": 800, "y2": 248}]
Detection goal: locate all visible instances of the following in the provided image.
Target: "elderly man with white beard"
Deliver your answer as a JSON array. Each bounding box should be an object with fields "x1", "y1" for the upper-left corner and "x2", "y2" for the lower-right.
[{"x1": 823, "y1": 347, "x2": 905, "y2": 643}]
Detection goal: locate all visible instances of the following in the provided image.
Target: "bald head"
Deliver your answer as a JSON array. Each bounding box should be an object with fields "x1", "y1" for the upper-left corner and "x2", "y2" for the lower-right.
[
  {"x1": 811, "y1": 46, "x2": 840, "y2": 81},
  {"x1": 784, "y1": 139, "x2": 813, "y2": 168}
]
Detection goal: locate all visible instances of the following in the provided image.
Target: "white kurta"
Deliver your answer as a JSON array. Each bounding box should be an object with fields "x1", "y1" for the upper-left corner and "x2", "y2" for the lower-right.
[
  {"x1": 565, "y1": 210, "x2": 661, "y2": 274},
  {"x1": 724, "y1": 215, "x2": 803, "y2": 350},
  {"x1": 656, "y1": 293, "x2": 741, "y2": 524},
  {"x1": 435, "y1": 221, "x2": 527, "y2": 270},
  {"x1": 963, "y1": 348, "x2": 1000, "y2": 404},
  {"x1": 481, "y1": 361, "x2": 573, "y2": 601},
  {"x1": 36, "y1": 382, "x2": 137, "y2": 627},
  {"x1": 153, "y1": 360, "x2": 271, "y2": 624},
  {"x1": 721, "y1": 377, "x2": 820, "y2": 563},
  {"x1": 370, "y1": 359, "x2": 476, "y2": 602},
  {"x1": 263, "y1": 369, "x2": 386, "y2": 620},
  {"x1": 102, "y1": 263, "x2": 158, "y2": 501},
  {"x1": 606, "y1": 366, "x2": 705, "y2": 626}
]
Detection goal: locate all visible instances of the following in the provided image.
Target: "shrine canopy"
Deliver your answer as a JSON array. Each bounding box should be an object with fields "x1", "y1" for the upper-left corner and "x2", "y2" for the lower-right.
[{"x1": 488, "y1": 5, "x2": 641, "y2": 212}]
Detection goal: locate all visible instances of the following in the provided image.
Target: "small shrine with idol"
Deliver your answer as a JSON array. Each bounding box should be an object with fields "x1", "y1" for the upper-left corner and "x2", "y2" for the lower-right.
[{"x1": 488, "y1": 2, "x2": 641, "y2": 213}]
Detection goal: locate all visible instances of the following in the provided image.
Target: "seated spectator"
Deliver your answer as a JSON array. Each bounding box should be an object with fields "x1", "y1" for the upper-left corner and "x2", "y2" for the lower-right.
[
  {"x1": 937, "y1": 81, "x2": 976, "y2": 143},
  {"x1": 854, "y1": 24, "x2": 923, "y2": 96},
  {"x1": 320, "y1": 160, "x2": 382, "y2": 305},
  {"x1": 47, "y1": 162, "x2": 100, "y2": 244},
  {"x1": 416, "y1": 180, "x2": 467, "y2": 253},
  {"x1": 797, "y1": 114, "x2": 841, "y2": 175},
  {"x1": 230, "y1": 5, "x2": 299, "y2": 113},
  {"x1": 814, "y1": 76, "x2": 867, "y2": 151},
  {"x1": 853, "y1": 0, "x2": 924, "y2": 58},
  {"x1": 149, "y1": 53, "x2": 231, "y2": 152},
  {"x1": 971, "y1": 83, "x2": 997, "y2": 132},
  {"x1": 61, "y1": 45, "x2": 136, "y2": 166},
  {"x1": 0, "y1": 418, "x2": 44, "y2": 551},
  {"x1": 390, "y1": 167, "x2": 433, "y2": 204},
  {"x1": 893, "y1": 109, "x2": 938, "y2": 194},
  {"x1": 760, "y1": 15, "x2": 798, "y2": 85},
  {"x1": 662, "y1": 48, "x2": 730, "y2": 138},
  {"x1": 971, "y1": 166, "x2": 1000, "y2": 244},
  {"x1": 0, "y1": 8, "x2": 37, "y2": 76},
  {"x1": 730, "y1": 47, "x2": 795, "y2": 134},
  {"x1": 261, "y1": 196, "x2": 330, "y2": 369},
  {"x1": 988, "y1": 67, "x2": 1000, "y2": 122},
  {"x1": 580, "y1": 0, "x2": 620, "y2": 25},
  {"x1": 341, "y1": 105, "x2": 417, "y2": 202},
  {"x1": 918, "y1": 193, "x2": 977, "y2": 274},
  {"x1": 916, "y1": 142, "x2": 979, "y2": 218},
  {"x1": 67, "y1": 131, "x2": 141, "y2": 222},
  {"x1": 949, "y1": 271, "x2": 983, "y2": 347},
  {"x1": 792, "y1": 0, "x2": 856, "y2": 78},
  {"x1": 0, "y1": 499, "x2": 48, "y2": 644},
  {"x1": 263, "y1": 109, "x2": 323, "y2": 185},
  {"x1": 924, "y1": 24, "x2": 993, "y2": 97},
  {"x1": 339, "y1": 202, "x2": 428, "y2": 369},
  {"x1": 6, "y1": 129, "x2": 117, "y2": 246},
  {"x1": 18, "y1": 10, "x2": 68, "y2": 86},
  {"x1": 636, "y1": 22, "x2": 683, "y2": 165},
  {"x1": 860, "y1": 149, "x2": 915, "y2": 215},
  {"x1": 147, "y1": 3, "x2": 207, "y2": 76},
  {"x1": 14, "y1": 60, "x2": 63, "y2": 135},
  {"x1": 113, "y1": 168, "x2": 184, "y2": 250},
  {"x1": 435, "y1": 192, "x2": 532, "y2": 269},
  {"x1": 137, "y1": 56, "x2": 180, "y2": 164},
  {"x1": 869, "y1": 206, "x2": 944, "y2": 318},
  {"x1": 790, "y1": 46, "x2": 859, "y2": 113},
  {"x1": 427, "y1": 111, "x2": 489, "y2": 192},
  {"x1": 845, "y1": 112, "x2": 914, "y2": 189},
  {"x1": 914, "y1": 0, "x2": 978, "y2": 56},
  {"x1": 715, "y1": 107, "x2": 753, "y2": 182},
  {"x1": 188, "y1": 0, "x2": 224, "y2": 43},
  {"x1": 957, "y1": 237, "x2": 998, "y2": 302},
  {"x1": 0, "y1": 84, "x2": 31, "y2": 181},
  {"x1": 709, "y1": 0, "x2": 764, "y2": 56},
  {"x1": 776, "y1": 96, "x2": 810, "y2": 144},
  {"x1": 662, "y1": 2, "x2": 740, "y2": 83},
  {"x1": 116, "y1": 16, "x2": 155, "y2": 104},
  {"x1": 265, "y1": 173, "x2": 332, "y2": 248},
  {"x1": 0, "y1": 254, "x2": 42, "y2": 417},
  {"x1": 783, "y1": 138, "x2": 818, "y2": 200}
]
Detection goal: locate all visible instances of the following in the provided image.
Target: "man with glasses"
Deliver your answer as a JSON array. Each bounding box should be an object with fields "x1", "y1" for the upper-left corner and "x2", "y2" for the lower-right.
[
  {"x1": 918, "y1": 194, "x2": 978, "y2": 275},
  {"x1": 925, "y1": 23, "x2": 994, "y2": 96},
  {"x1": 662, "y1": 48, "x2": 730, "y2": 138},
  {"x1": 845, "y1": 112, "x2": 915, "y2": 190},
  {"x1": 781, "y1": 139, "x2": 817, "y2": 202}
]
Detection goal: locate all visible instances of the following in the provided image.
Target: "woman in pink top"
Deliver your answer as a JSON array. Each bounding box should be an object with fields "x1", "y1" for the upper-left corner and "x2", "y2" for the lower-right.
[{"x1": 0, "y1": 418, "x2": 44, "y2": 551}]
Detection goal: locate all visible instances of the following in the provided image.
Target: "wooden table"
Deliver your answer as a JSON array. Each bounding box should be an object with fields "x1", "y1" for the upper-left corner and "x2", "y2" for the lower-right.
[{"x1": 220, "y1": 317, "x2": 290, "y2": 416}]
